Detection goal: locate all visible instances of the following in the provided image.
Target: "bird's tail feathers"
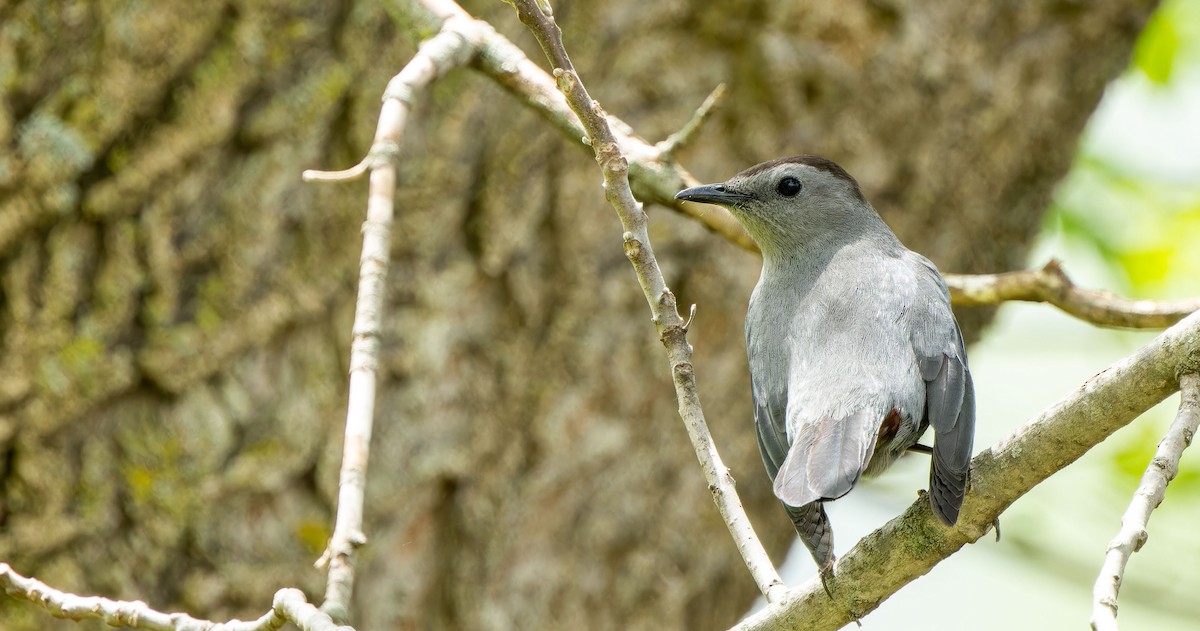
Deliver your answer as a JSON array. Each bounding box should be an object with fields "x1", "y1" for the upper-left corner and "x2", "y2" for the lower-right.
[
  {"x1": 787, "y1": 501, "x2": 835, "y2": 570},
  {"x1": 774, "y1": 410, "x2": 876, "y2": 507}
]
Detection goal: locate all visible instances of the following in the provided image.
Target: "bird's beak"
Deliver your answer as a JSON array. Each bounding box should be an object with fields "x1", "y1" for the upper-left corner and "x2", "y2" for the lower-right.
[{"x1": 675, "y1": 183, "x2": 756, "y2": 206}]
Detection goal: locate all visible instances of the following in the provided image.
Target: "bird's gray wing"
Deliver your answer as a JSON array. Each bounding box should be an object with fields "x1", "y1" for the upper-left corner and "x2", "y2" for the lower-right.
[
  {"x1": 920, "y1": 346, "x2": 974, "y2": 524},
  {"x1": 752, "y1": 375, "x2": 789, "y2": 481},
  {"x1": 911, "y1": 257, "x2": 976, "y2": 525},
  {"x1": 753, "y1": 376, "x2": 836, "y2": 569}
]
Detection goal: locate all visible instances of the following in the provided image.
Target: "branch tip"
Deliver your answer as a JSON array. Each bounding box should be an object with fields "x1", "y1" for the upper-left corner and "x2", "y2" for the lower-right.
[
  {"x1": 302, "y1": 157, "x2": 372, "y2": 183},
  {"x1": 683, "y1": 304, "x2": 697, "y2": 332},
  {"x1": 657, "y1": 82, "x2": 728, "y2": 159}
]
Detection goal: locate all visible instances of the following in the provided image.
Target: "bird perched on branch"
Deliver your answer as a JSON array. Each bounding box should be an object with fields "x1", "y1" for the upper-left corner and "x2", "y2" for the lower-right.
[{"x1": 676, "y1": 156, "x2": 975, "y2": 586}]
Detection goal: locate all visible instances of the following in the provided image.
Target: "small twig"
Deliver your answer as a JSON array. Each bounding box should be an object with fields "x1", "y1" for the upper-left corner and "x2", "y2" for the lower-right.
[
  {"x1": 945, "y1": 259, "x2": 1199, "y2": 328},
  {"x1": 308, "y1": 17, "x2": 482, "y2": 621},
  {"x1": 303, "y1": 156, "x2": 372, "y2": 183},
  {"x1": 0, "y1": 563, "x2": 351, "y2": 631},
  {"x1": 656, "y1": 83, "x2": 727, "y2": 160},
  {"x1": 1090, "y1": 373, "x2": 1200, "y2": 631},
  {"x1": 505, "y1": 0, "x2": 786, "y2": 604},
  {"x1": 682, "y1": 303, "x2": 697, "y2": 332}
]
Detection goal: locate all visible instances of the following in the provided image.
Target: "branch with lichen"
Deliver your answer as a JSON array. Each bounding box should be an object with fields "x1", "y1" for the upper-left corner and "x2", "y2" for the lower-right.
[
  {"x1": 0, "y1": 564, "x2": 352, "y2": 631},
  {"x1": 734, "y1": 311, "x2": 1200, "y2": 630},
  {"x1": 1090, "y1": 372, "x2": 1200, "y2": 631},
  {"x1": 503, "y1": 0, "x2": 786, "y2": 604}
]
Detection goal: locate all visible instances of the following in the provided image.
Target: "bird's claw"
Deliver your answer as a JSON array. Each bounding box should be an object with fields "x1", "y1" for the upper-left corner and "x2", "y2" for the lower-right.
[{"x1": 818, "y1": 557, "x2": 836, "y2": 598}]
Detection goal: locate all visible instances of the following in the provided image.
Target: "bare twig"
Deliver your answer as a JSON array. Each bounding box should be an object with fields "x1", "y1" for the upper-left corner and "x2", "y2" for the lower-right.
[
  {"x1": 303, "y1": 156, "x2": 372, "y2": 183},
  {"x1": 945, "y1": 259, "x2": 1200, "y2": 328},
  {"x1": 504, "y1": 0, "x2": 786, "y2": 604},
  {"x1": 0, "y1": 564, "x2": 351, "y2": 631},
  {"x1": 734, "y1": 310, "x2": 1200, "y2": 630},
  {"x1": 1090, "y1": 373, "x2": 1200, "y2": 631},
  {"x1": 656, "y1": 83, "x2": 727, "y2": 160},
  {"x1": 308, "y1": 18, "x2": 483, "y2": 621}
]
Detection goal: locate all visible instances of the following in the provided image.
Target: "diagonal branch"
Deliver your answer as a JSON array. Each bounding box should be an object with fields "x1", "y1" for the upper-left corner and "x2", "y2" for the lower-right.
[
  {"x1": 655, "y1": 83, "x2": 727, "y2": 160},
  {"x1": 945, "y1": 259, "x2": 1200, "y2": 329},
  {"x1": 1091, "y1": 372, "x2": 1200, "y2": 631},
  {"x1": 734, "y1": 310, "x2": 1200, "y2": 630},
  {"x1": 503, "y1": 0, "x2": 786, "y2": 604},
  {"x1": 0, "y1": 563, "x2": 352, "y2": 631}
]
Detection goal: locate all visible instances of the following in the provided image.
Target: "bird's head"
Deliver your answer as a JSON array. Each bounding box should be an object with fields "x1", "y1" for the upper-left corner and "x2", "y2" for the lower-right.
[{"x1": 676, "y1": 155, "x2": 890, "y2": 258}]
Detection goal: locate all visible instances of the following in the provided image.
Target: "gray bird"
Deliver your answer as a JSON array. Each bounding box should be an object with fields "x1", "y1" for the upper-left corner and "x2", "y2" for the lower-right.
[{"x1": 676, "y1": 155, "x2": 974, "y2": 583}]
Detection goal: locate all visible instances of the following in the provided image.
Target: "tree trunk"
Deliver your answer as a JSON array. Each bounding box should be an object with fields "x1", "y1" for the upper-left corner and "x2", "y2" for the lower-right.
[{"x1": 0, "y1": 0, "x2": 1154, "y2": 629}]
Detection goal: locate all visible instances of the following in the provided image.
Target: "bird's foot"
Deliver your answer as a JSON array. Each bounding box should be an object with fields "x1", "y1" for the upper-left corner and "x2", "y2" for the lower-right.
[
  {"x1": 818, "y1": 557, "x2": 836, "y2": 598},
  {"x1": 992, "y1": 516, "x2": 1002, "y2": 542}
]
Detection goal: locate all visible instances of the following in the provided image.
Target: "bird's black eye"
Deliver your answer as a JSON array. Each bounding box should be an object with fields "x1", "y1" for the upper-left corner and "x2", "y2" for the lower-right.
[{"x1": 777, "y1": 176, "x2": 802, "y2": 197}]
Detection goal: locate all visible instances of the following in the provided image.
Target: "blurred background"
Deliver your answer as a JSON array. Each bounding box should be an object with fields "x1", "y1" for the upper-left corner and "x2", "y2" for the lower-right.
[{"x1": 0, "y1": 0, "x2": 1195, "y2": 630}]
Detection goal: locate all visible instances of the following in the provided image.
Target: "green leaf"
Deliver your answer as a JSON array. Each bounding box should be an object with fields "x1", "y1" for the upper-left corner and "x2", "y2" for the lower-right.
[{"x1": 1134, "y1": 4, "x2": 1180, "y2": 83}]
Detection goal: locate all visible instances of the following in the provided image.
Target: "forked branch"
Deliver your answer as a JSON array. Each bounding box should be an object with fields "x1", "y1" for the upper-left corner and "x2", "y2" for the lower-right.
[
  {"x1": 504, "y1": 0, "x2": 786, "y2": 603},
  {"x1": 1091, "y1": 373, "x2": 1200, "y2": 631},
  {"x1": 0, "y1": 564, "x2": 352, "y2": 631},
  {"x1": 307, "y1": 15, "x2": 485, "y2": 621}
]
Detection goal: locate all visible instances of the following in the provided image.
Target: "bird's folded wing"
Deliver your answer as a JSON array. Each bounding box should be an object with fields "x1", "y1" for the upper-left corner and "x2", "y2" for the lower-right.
[
  {"x1": 918, "y1": 331, "x2": 975, "y2": 525},
  {"x1": 909, "y1": 254, "x2": 976, "y2": 525}
]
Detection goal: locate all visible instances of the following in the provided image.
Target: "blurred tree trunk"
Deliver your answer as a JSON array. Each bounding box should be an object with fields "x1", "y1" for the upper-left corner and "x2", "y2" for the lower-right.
[{"x1": 0, "y1": 0, "x2": 1154, "y2": 629}]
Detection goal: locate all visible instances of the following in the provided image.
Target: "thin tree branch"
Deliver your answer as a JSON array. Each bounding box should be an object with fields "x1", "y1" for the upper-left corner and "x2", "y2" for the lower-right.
[
  {"x1": 656, "y1": 83, "x2": 727, "y2": 160},
  {"x1": 503, "y1": 0, "x2": 786, "y2": 604},
  {"x1": 945, "y1": 259, "x2": 1200, "y2": 328},
  {"x1": 734, "y1": 310, "x2": 1200, "y2": 630},
  {"x1": 0, "y1": 564, "x2": 351, "y2": 631},
  {"x1": 307, "y1": 18, "x2": 483, "y2": 621},
  {"x1": 1090, "y1": 372, "x2": 1200, "y2": 631}
]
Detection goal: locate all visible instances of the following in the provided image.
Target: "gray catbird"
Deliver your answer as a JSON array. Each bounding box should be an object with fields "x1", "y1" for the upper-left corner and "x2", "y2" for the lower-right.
[{"x1": 676, "y1": 155, "x2": 975, "y2": 583}]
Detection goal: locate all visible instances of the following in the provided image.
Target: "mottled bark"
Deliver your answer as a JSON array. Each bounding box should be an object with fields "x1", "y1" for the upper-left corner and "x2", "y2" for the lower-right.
[{"x1": 0, "y1": 1, "x2": 1154, "y2": 630}]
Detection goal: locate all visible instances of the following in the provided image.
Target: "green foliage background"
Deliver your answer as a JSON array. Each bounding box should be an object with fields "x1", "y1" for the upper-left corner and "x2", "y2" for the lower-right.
[{"x1": 1048, "y1": 0, "x2": 1200, "y2": 301}]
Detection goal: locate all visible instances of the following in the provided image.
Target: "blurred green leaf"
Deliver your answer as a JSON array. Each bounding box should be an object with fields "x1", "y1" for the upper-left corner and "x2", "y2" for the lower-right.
[
  {"x1": 1117, "y1": 247, "x2": 1173, "y2": 287},
  {"x1": 1134, "y1": 5, "x2": 1180, "y2": 83},
  {"x1": 1109, "y1": 411, "x2": 1200, "y2": 493},
  {"x1": 1110, "y1": 422, "x2": 1159, "y2": 484}
]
